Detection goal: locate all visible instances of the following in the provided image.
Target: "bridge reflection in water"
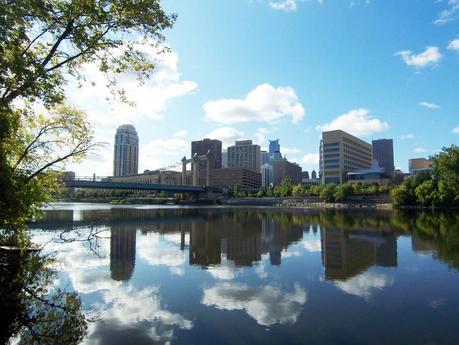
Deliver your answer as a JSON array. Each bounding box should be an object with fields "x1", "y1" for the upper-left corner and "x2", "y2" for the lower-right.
[{"x1": 31, "y1": 207, "x2": 409, "y2": 283}]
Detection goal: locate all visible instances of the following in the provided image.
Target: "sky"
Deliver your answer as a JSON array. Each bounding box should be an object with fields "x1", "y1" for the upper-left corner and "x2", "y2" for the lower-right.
[{"x1": 67, "y1": 0, "x2": 459, "y2": 176}]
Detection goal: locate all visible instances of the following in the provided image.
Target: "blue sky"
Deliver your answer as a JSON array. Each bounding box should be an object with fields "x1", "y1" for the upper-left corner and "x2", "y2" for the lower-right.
[{"x1": 69, "y1": 0, "x2": 459, "y2": 176}]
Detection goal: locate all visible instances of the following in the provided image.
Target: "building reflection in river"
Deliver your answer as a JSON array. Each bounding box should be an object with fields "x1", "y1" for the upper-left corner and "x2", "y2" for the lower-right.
[
  {"x1": 110, "y1": 225, "x2": 136, "y2": 281},
  {"x1": 320, "y1": 227, "x2": 397, "y2": 281},
  {"x1": 34, "y1": 207, "x2": 406, "y2": 283}
]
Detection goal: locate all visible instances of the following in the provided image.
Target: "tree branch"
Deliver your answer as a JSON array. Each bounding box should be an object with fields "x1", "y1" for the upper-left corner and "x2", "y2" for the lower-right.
[{"x1": 25, "y1": 142, "x2": 97, "y2": 182}]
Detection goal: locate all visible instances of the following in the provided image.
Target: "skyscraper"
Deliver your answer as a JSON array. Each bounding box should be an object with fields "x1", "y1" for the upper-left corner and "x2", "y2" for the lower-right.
[
  {"x1": 191, "y1": 138, "x2": 222, "y2": 185},
  {"x1": 269, "y1": 139, "x2": 282, "y2": 161},
  {"x1": 113, "y1": 124, "x2": 139, "y2": 177},
  {"x1": 319, "y1": 129, "x2": 373, "y2": 184},
  {"x1": 227, "y1": 140, "x2": 261, "y2": 173},
  {"x1": 261, "y1": 150, "x2": 269, "y2": 165},
  {"x1": 372, "y1": 139, "x2": 394, "y2": 175}
]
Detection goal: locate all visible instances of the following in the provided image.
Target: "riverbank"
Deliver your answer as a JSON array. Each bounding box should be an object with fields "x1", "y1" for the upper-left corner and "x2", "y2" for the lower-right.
[{"x1": 57, "y1": 195, "x2": 393, "y2": 209}]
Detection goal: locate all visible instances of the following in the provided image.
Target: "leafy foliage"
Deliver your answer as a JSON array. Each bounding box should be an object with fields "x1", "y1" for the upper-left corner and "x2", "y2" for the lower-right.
[
  {"x1": 0, "y1": 0, "x2": 175, "y2": 234},
  {"x1": 391, "y1": 146, "x2": 459, "y2": 207}
]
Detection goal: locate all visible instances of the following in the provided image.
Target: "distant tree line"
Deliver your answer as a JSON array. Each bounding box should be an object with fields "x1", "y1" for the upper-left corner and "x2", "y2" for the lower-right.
[{"x1": 231, "y1": 177, "x2": 389, "y2": 202}]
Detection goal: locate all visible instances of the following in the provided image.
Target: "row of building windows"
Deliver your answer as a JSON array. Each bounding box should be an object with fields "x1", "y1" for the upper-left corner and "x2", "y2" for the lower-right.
[
  {"x1": 343, "y1": 137, "x2": 371, "y2": 152},
  {"x1": 343, "y1": 146, "x2": 372, "y2": 161}
]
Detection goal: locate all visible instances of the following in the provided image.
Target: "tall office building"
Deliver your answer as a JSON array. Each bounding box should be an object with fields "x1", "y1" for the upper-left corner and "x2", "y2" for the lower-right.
[
  {"x1": 222, "y1": 149, "x2": 228, "y2": 168},
  {"x1": 272, "y1": 158, "x2": 302, "y2": 186},
  {"x1": 372, "y1": 139, "x2": 394, "y2": 175},
  {"x1": 261, "y1": 150, "x2": 269, "y2": 165},
  {"x1": 113, "y1": 124, "x2": 139, "y2": 177},
  {"x1": 261, "y1": 163, "x2": 273, "y2": 188},
  {"x1": 269, "y1": 139, "x2": 282, "y2": 161},
  {"x1": 227, "y1": 140, "x2": 261, "y2": 173},
  {"x1": 191, "y1": 138, "x2": 222, "y2": 185},
  {"x1": 319, "y1": 130, "x2": 373, "y2": 184}
]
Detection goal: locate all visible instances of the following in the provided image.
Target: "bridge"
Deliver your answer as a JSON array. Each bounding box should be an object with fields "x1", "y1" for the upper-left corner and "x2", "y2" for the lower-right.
[
  {"x1": 64, "y1": 180, "x2": 208, "y2": 193},
  {"x1": 62, "y1": 151, "x2": 223, "y2": 195}
]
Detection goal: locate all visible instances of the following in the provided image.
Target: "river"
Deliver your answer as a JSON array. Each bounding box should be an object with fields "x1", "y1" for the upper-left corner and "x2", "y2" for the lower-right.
[{"x1": 4, "y1": 203, "x2": 459, "y2": 344}]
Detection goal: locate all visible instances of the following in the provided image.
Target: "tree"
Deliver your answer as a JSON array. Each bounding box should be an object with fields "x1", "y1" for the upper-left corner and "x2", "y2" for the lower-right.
[
  {"x1": 415, "y1": 179, "x2": 440, "y2": 207},
  {"x1": 275, "y1": 177, "x2": 293, "y2": 197},
  {"x1": 333, "y1": 183, "x2": 353, "y2": 202},
  {"x1": 432, "y1": 145, "x2": 459, "y2": 206},
  {"x1": 0, "y1": 0, "x2": 175, "y2": 233},
  {"x1": 320, "y1": 184, "x2": 336, "y2": 203}
]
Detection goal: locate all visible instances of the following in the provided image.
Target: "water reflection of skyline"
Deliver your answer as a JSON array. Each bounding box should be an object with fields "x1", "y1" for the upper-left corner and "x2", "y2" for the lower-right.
[
  {"x1": 26, "y1": 207, "x2": 459, "y2": 345},
  {"x1": 34, "y1": 207, "x2": 404, "y2": 283}
]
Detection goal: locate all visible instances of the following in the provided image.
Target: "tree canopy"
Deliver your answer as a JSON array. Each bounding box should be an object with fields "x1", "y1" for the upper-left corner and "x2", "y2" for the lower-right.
[{"x1": 0, "y1": 0, "x2": 176, "y2": 233}]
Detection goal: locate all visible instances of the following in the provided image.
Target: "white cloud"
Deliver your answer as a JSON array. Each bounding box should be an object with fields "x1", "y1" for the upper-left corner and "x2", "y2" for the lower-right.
[
  {"x1": 269, "y1": 0, "x2": 297, "y2": 11},
  {"x1": 419, "y1": 101, "x2": 440, "y2": 109},
  {"x1": 399, "y1": 134, "x2": 415, "y2": 140},
  {"x1": 207, "y1": 260, "x2": 239, "y2": 280},
  {"x1": 137, "y1": 232, "x2": 186, "y2": 275},
  {"x1": 453, "y1": 125, "x2": 459, "y2": 134},
  {"x1": 67, "y1": 44, "x2": 197, "y2": 132},
  {"x1": 414, "y1": 147, "x2": 428, "y2": 153},
  {"x1": 448, "y1": 37, "x2": 459, "y2": 51},
  {"x1": 283, "y1": 147, "x2": 302, "y2": 155},
  {"x1": 394, "y1": 46, "x2": 443, "y2": 69},
  {"x1": 302, "y1": 238, "x2": 321, "y2": 252},
  {"x1": 316, "y1": 109, "x2": 389, "y2": 137},
  {"x1": 203, "y1": 83, "x2": 305, "y2": 124},
  {"x1": 435, "y1": 0, "x2": 459, "y2": 24},
  {"x1": 87, "y1": 284, "x2": 193, "y2": 344},
  {"x1": 205, "y1": 127, "x2": 245, "y2": 148},
  {"x1": 173, "y1": 129, "x2": 188, "y2": 138},
  {"x1": 202, "y1": 282, "x2": 307, "y2": 326},
  {"x1": 301, "y1": 153, "x2": 320, "y2": 165},
  {"x1": 255, "y1": 127, "x2": 270, "y2": 146},
  {"x1": 65, "y1": 42, "x2": 197, "y2": 175},
  {"x1": 140, "y1": 138, "x2": 188, "y2": 171},
  {"x1": 334, "y1": 271, "x2": 393, "y2": 300}
]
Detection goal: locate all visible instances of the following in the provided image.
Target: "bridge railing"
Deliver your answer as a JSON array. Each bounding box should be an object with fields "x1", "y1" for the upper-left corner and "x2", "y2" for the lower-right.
[{"x1": 73, "y1": 176, "x2": 110, "y2": 182}]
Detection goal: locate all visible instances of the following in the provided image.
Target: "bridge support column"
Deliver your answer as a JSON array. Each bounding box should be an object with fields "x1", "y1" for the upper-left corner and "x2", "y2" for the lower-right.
[
  {"x1": 181, "y1": 157, "x2": 187, "y2": 185},
  {"x1": 192, "y1": 156, "x2": 199, "y2": 186},
  {"x1": 205, "y1": 155, "x2": 212, "y2": 187}
]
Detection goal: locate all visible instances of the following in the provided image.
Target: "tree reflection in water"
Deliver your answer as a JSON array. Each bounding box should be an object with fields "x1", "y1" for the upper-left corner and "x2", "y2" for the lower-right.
[{"x1": 0, "y1": 250, "x2": 88, "y2": 344}]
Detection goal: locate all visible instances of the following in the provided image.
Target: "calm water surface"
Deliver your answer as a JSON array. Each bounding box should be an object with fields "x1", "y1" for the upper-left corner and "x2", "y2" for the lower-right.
[{"x1": 11, "y1": 203, "x2": 459, "y2": 344}]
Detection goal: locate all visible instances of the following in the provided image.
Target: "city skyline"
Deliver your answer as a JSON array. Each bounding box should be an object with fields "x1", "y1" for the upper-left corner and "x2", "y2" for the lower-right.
[{"x1": 66, "y1": 0, "x2": 459, "y2": 176}]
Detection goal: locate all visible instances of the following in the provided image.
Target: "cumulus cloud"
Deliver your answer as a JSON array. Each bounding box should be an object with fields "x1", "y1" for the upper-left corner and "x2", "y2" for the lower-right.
[
  {"x1": 202, "y1": 282, "x2": 307, "y2": 326},
  {"x1": 334, "y1": 271, "x2": 393, "y2": 300},
  {"x1": 86, "y1": 284, "x2": 193, "y2": 344},
  {"x1": 399, "y1": 134, "x2": 415, "y2": 140},
  {"x1": 448, "y1": 37, "x2": 459, "y2": 51},
  {"x1": 140, "y1": 138, "x2": 188, "y2": 171},
  {"x1": 137, "y1": 232, "x2": 186, "y2": 275},
  {"x1": 269, "y1": 0, "x2": 297, "y2": 11},
  {"x1": 203, "y1": 83, "x2": 305, "y2": 124},
  {"x1": 65, "y1": 42, "x2": 197, "y2": 175},
  {"x1": 453, "y1": 125, "x2": 459, "y2": 134},
  {"x1": 419, "y1": 101, "x2": 440, "y2": 109},
  {"x1": 394, "y1": 46, "x2": 443, "y2": 69},
  {"x1": 435, "y1": 0, "x2": 459, "y2": 24},
  {"x1": 205, "y1": 127, "x2": 245, "y2": 147},
  {"x1": 67, "y1": 44, "x2": 197, "y2": 132},
  {"x1": 316, "y1": 109, "x2": 389, "y2": 137}
]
